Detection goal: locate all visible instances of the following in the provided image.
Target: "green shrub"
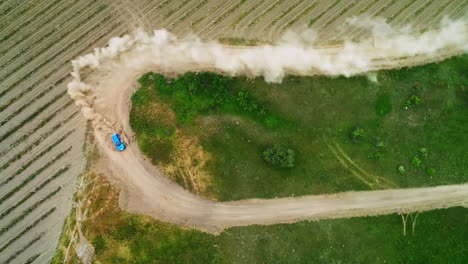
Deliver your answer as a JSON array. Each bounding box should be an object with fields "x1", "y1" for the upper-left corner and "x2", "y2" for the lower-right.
[
  {"x1": 138, "y1": 72, "x2": 156, "y2": 87},
  {"x1": 263, "y1": 145, "x2": 295, "y2": 168},
  {"x1": 368, "y1": 151, "x2": 382, "y2": 160},
  {"x1": 372, "y1": 137, "x2": 385, "y2": 149},
  {"x1": 426, "y1": 167, "x2": 436, "y2": 176},
  {"x1": 350, "y1": 127, "x2": 364, "y2": 142},
  {"x1": 411, "y1": 156, "x2": 422, "y2": 167},
  {"x1": 236, "y1": 90, "x2": 258, "y2": 112},
  {"x1": 405, "y1": 95, "x2": 420, "y2": 108},
  {"x1": 397, "y1": 165, "x2": 406, "y2": 174},
  {"x1": 93, "y1": 235, "x2": 107, "y2": 254},
  {"x1": 418, "y1": 147, "x2": 428, "y2": 159}
]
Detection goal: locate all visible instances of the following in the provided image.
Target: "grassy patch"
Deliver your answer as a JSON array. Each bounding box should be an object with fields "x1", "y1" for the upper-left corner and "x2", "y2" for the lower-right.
[
  {"x1": 131, "y1": 55, "x2": 468, "y2": 201},
  {"x1": 375, "y1": 94, "x2": 392, "y2": 116},
  {"x1": 217, "y1": 207, "x2": 468, "y2": 264}
]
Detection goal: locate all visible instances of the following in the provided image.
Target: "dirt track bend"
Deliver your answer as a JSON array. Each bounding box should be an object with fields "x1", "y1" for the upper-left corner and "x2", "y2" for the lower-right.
[{"x1": 70, "y1": 27, "x2": 468, "y2": 234}]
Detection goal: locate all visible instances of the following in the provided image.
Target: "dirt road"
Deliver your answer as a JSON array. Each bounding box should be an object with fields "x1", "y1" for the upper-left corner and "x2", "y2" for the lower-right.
[{"x1": 70, "y1": 27, "x2": 468, "y2": 234}]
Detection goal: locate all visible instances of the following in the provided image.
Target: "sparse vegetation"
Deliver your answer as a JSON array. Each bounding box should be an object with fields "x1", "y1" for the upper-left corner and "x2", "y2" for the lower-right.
[
  {"x1": 248, "y1": 0, "x2": 287, "y2": 27},
  {"x1": 0, "y1": 166, "x2": 68, "y2": 220},
  {"x1": 1, "y1": 132, "x2": 73, "y2": 187},
  {"x1": 211, "y1": 0, "x2": 247, "y2": 27},
  {"x1": 0, "y1": 92, "x2": 67, "y2": 143},
  {"x1": 231, "y1": 0, "x2": 266, "y2": 28},
  {"x1": 4, "y1": 233, "x2": 44, "y2": 263},
  {"x1": 267, "y1": 0, "x2": 301, "y2": 29},
  {"x1": 388, "y1": 0, "x2": 417, "y2": 23},
  {"x1": 0, "y1": 0, "x2": 70, "y2": 43},
  {"x1": 0, "y1": 116, "x2": 68, "y2": 172},
  {"x1": 374, "y1": 0, "x2": 397, "y2": 17},
  {"x1": 1, "y1": 4, "x2": 108, "y2": 78},
  {"x1": 162, "y1": 0, "x2": 191, "y2": 20},
  {"x1": 173, "y1": 0, "x2": 208, "y2": 28},
  {"x1": 0, "y1": 208, "x2": 56, "y2": 254},
  {"x1": 283, "y1": 2, "x2": 318, "y2": 30},
  {"x1": 0, "y1": 1, "x2": 120, "y2": 262},
  {"x1": 308, "y1": 0, "x2": 342, "y2": 26},
  {"x1": 319, "y1": 2, "x2": 355, "y2": 32},
  {"x1": 0, "y1": 187, "x2": 61, "y2": 236}
]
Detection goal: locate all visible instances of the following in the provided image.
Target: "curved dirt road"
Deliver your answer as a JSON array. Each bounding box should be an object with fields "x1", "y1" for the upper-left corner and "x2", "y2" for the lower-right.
[{"x1": 69, "y1": 27, "x2": 468, "y2": 233}]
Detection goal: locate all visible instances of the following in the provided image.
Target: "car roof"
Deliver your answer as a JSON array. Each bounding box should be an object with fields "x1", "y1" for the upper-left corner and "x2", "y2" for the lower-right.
[{"x1": 111, "y1": 134, "x2": 121, "y2": 144}]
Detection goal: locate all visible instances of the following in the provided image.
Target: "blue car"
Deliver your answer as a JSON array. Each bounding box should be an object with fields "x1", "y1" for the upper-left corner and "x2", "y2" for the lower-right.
[{"x1": 111, "y1": 133, "x2": 126, "y2": 152}]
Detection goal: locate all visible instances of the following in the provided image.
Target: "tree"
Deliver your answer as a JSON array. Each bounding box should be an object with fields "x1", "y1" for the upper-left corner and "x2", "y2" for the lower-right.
[{"x1": 262, "y1": 145, "x2": 295, "y2": 168}]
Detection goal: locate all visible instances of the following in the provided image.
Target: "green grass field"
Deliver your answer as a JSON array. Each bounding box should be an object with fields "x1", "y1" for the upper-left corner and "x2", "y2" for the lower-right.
[
  {"x1": 130, "y1": 55, "x2": 468, "y2": 201},
  {"x1": 85, "y1": 178, "x2": 468, "y2": 264},
  {"x1": 91, "y1": 205, "x2": 468, "y2": 264}
]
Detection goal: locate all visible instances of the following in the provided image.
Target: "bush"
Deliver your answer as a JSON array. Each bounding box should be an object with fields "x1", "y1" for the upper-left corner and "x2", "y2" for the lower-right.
[
  {"x1": 405, "y1": 95, "x2": 420, "y2": 108},
  {"x1": 93, "y1": 235, "x2": 107, "y2": 254},
  {"x1": 236, "y1": 90, "x2": 259, "y2": 112},
  {"x1": 263, "y1": 145, "x2": 295, "y2": 168},
  {"x1": 138, "y1": 72, "x2": 156, "y2": 87},
  {"x1": 397, "y1": 165, "x2": 406, "y2": 174},
  {"x1": 350, "y1": 127, "x2": 364, "y2": 142},
  {"x1": 411, "y1": 156, "x2": 422, "y2": 167},
  {"x1": 418, "y1": 147, "x2": 428, "y2": 159},
  {"x1": 426, "y1": 167, "x2": 436, "y2": 176},
  {"x1": 368, "y1": 151, "x2": 382, "y2": 160}
]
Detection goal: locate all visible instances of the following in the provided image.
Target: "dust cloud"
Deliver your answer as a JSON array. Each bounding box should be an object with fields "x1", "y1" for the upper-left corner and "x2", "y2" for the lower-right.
[{"x1": 67, "y1": 17, "x2": 467, "y2": 130}]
